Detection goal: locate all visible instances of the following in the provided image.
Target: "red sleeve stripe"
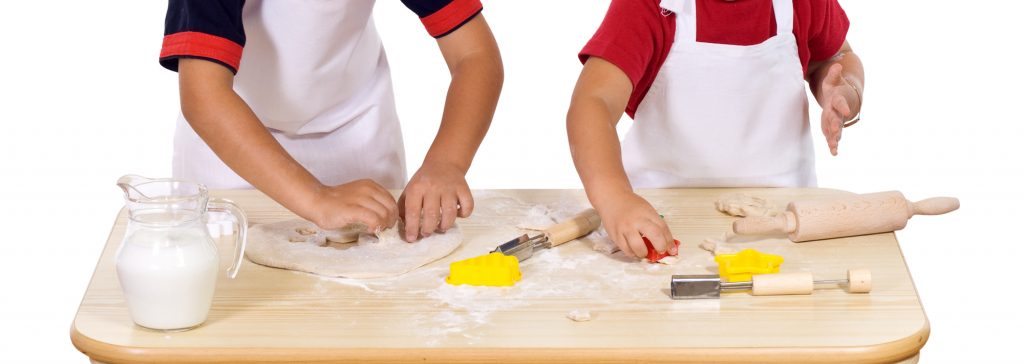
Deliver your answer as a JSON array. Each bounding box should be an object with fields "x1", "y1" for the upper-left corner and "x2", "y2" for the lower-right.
[
  {"x1": 160, "y1": 31, "x2": 244, "y2": 72},
  {"x1": 421, "y1": 0, "x2": 483, "y2": 37}
]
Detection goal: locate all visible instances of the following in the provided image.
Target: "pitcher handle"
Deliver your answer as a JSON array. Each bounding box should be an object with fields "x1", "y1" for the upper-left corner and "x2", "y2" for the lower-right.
[{"x1": 208, "y1": 198, "x2": 248, "y2": 279}]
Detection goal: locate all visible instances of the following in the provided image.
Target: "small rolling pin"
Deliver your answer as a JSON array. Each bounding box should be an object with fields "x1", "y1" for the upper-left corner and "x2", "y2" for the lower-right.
[
  {"x1": 671, "y1": 269, "x2": 871, "y2": 299},
  {"x1": 733, "y1": 191, "x2": 959, "y2": 242},
  {"x1": 493, "y1": 208, "x2": 602, "y2": 261}
]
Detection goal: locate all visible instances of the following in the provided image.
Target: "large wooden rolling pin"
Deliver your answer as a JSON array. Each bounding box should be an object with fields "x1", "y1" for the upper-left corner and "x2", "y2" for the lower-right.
[{"x1": 733, "y1": 191, "x2": 959, "y2": 242}]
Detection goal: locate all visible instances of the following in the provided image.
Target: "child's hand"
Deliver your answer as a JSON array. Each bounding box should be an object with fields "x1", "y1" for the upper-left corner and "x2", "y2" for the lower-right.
[
  {"x1": 595, "y1": 191, "x2": 677, "y2": 259},
  {"x1": 304, "y1": 179, "x2": 399, "y2": 232},
  {"x1": 819, "y1": 63, "x2": 860, "y2": 156},
  {"x1": 399, "y1": 161, "x2": 474, "y2": 242}
]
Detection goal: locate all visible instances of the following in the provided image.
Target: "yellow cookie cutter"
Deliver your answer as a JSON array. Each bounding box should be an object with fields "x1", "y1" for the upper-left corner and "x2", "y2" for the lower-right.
[
  {"x1": 446, "y1": 252, "x2": 522, "y2": 287},
  {"x1": 714, "y1": 249, "x2": 784, "y2": 282}
]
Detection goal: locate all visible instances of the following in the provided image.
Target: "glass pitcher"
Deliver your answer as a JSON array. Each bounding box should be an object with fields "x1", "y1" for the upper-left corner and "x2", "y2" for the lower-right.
[{"x1": 115, "y1": 175, "x2": 248, "y2": 331}]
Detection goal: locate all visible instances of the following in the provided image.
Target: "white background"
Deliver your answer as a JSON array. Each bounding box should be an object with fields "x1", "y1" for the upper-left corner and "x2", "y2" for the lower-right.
[{"x1": 1, "y1": 0, "x2": 1021, "y2": 362}]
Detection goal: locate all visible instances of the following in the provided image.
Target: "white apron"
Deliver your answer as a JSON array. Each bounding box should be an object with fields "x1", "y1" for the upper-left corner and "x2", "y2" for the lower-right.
[
  {"x1": 622, "y1": 0, "x2": 815, "y2": 188},
  {"x1": 173, "y1": 0, "x2": 407, "y2": 189}
]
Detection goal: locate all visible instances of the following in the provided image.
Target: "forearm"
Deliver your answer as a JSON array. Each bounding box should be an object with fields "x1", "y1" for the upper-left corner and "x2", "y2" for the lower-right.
[
  {"x1": 423, "y1": 51, "x2": 503, "y2": 172},
  {"x1": 425, "y1": 16, "x2": 503, "y2": 173},
  {"x1": 568, "y1": 96, "x2": 634, "y2": 209},
  {"x1": 566, "y1": 58, "x2": 636, "y2": 208},
  {"x1": 810, "y1": 42, "x2": 864, "y2": 114},
  {"x1": 178, "y1": 59, "x2": 323, "y2": 218}
]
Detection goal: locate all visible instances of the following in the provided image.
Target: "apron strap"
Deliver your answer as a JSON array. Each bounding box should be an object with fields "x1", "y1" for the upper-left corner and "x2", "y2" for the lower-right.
[
  {"x1": 773, "y1": 0, "x2": 794, "y2": 36},
  {"x1": 664, "y1": 0, "x2": 795, "y2": 46}
]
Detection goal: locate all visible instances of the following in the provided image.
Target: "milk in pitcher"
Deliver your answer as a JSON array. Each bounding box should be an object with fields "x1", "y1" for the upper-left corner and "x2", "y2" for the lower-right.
[{"x1": 116, "y1": 222, "x2": 219, "y2": 330}]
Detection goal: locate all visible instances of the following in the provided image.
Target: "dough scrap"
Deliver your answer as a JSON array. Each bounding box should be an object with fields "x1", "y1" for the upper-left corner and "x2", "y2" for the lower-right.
[
  {"x1": 246, "y1": 219, "x2": 463, "y2": 278},
  {"x1": 566, "y1": 309, "x2": 592, "y2": 322},
  {"x1": 698, "y1": 233, "x2": 738, "y2": 256},
  {"x1": 714, "y1": 193, "x2": 780, "y2": 217},
  {"x1": 652, "y1": 255, "x2": 681, "y2": 265},
  {"x1": 588, "y1": 228, "x2": 619, "y2": 254}
]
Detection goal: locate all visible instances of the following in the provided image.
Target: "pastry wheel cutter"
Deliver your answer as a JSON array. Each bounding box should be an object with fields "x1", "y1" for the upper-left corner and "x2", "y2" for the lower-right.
[{"x1": 492, "y1": 208, "x2": 602, "y2": 261}]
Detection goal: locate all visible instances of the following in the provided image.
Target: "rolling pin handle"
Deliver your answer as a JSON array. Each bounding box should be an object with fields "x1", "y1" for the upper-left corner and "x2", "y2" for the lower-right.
[
  {"x1": 545, "y1": 208, "x2": 603, "y2": 247},
  {"x1": 732, "y1": 212, "x2": 795, "y2": 236},
  {"x1": 846, "y1": 268, "x2": 872, "y2": 293},
  {"x1": 909, "y1": 197, "x2": 960, "y2": 216}
]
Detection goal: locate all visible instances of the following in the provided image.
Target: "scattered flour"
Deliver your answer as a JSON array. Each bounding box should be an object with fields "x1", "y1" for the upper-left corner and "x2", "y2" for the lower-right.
[{"x1": 301, "y1": 193, "x2": 709, "y2": 346}]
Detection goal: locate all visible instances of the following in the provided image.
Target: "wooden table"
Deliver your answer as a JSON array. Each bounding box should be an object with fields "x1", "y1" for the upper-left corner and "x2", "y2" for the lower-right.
[{"x1": 71, "y1": 189, "x2": 928, "y2": 363}]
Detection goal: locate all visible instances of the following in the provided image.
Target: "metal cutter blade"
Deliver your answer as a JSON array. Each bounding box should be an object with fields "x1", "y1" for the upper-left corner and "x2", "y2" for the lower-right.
[{"x1": 492, "y1": 234, "x2": 549, "y2": 261}]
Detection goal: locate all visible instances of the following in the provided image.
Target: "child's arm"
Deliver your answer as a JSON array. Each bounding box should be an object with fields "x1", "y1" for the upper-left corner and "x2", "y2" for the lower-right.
[
  {"x1": 566, "y1": 57, "x2": 676, "y2": 259},
  {"x1": 808, "y1": 41, "x2": 864, "y2": 156},
  {"x1": 400, "y1": 15, "x2": 503, "y2": 242},
  {"x1": 178, "y1": 58, "x2": 399, "y2": 231}
]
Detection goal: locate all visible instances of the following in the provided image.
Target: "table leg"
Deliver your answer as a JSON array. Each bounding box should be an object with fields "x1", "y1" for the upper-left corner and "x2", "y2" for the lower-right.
[{"x1": 893, "y1": 352, "x2": 920, "y2": 364}]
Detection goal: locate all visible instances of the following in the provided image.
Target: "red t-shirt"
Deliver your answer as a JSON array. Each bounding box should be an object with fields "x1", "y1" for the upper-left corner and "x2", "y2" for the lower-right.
[{"x1": 579, "y1": 0, "x2": 850, "y2": 118}]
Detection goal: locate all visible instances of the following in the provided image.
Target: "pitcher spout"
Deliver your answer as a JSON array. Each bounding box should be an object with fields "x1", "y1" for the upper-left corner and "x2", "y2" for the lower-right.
[{"x1": 117, "y1": 174, "x2": 156, "y2": 203}]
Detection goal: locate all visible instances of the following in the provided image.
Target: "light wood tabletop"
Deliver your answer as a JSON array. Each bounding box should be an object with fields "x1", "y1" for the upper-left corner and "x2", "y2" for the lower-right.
[{"x1": 71, "y1": 188, "x2": 928, "y2": 363}]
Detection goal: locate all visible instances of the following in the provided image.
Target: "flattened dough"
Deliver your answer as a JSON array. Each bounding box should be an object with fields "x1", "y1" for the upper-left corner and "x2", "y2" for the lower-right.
[{"x1": 246, "y1": 219, "x2": 463, "y2": 278}]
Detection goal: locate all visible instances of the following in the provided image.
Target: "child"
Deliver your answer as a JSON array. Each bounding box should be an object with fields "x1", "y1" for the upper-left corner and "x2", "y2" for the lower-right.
[
  {"x1": 160, "y1": 0, "x2": 503, "y2": 241},
  {"x1": 566, "y1": 0, "x2": 863, "y2": 258}
]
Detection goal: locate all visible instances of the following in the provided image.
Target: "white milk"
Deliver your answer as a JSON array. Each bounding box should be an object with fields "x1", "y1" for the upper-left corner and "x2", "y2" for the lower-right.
[{"x1": 116, "y1": 224, "x2": 219, "y2": 330}]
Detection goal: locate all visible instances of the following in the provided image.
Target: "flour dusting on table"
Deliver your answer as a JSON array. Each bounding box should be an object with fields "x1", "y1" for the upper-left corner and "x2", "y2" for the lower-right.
[{"x1": 307, "y1": 192, "x2": 710, "y2": 346}]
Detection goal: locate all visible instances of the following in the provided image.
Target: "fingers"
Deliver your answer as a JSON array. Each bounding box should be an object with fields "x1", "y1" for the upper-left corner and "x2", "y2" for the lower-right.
[
  {"x1": 831, "y1": 93, "x2": 852, "y2": 119},
  {"x1": 402, "y1": 190, "x2": 423, "y2": 242},
  {"x1": 359, "y1": 198, "x2": 392, "y2": 232},
  {"x1": 438, "y1": 193, "x2": 458, "y2": 233},
  {"x1": 640, "y1": 217, "x2": 676, "y2": 255},
  {"x1": 821, "y1": 100, "x2": 844, "y2": 156},
  {"x1": 365, "y1": 182, "x2": 398, "y2": 229},
  {"x1": 824, "y1": 113, "x2": 840, "y2": 156},
  {"x1": 622, "y1": 231, "x2": 649, "y2": 258},
  {"x1": 419, "y1": 192, "x2": 441, "y2": 238},
  {"x1": 456, "y1": 188, "x2": 474, "y2": 218},
  {"x1": 825, "y1": 63, "x2": 844, "y2": 86}
]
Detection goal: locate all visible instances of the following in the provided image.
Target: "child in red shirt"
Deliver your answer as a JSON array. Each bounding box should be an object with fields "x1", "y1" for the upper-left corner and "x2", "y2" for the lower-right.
[{"x1": 567, "y1": 0, "x2": 864, "y2": 258}]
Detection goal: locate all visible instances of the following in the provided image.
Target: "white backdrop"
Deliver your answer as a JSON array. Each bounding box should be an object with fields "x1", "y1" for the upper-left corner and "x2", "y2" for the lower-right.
[{"x1": 1, "y1": 1, "x2": 1022, "y2": 362}]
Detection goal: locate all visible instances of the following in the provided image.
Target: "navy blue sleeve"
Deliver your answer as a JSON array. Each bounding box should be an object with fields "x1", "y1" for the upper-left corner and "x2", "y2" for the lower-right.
[
  {"x1": 160, "y1": 0, "x2": 246, "y2": 73},
  {"x1": 401, "y1": 0, "x2": 483, "y2": 38}
]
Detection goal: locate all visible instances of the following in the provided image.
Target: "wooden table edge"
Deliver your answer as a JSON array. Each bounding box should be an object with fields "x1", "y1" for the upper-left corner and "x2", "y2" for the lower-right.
[
  {"x1": 71, "y1": 188, "x2": 930, "y2": 364},
  {"x1": 71, "y1": 321, "x2": 929, "y2": 364}
]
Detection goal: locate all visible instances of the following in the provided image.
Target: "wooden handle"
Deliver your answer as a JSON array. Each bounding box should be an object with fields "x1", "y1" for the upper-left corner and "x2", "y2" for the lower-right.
[
  {"x1": 545, "y1": 208, "x2": 603, "y2": 247},
  {"x1": 910, "y1": 197, "x2": 960, "y2": 216},
  {"x1": 751, "y1": 272, "x2": 814, "y2": 296},
  {"x1": 732, "y1": 212, "x2": 795, "y2": 236},
  {"x1": 847, "y1": 269, "x2": 872, "y2": 293}
]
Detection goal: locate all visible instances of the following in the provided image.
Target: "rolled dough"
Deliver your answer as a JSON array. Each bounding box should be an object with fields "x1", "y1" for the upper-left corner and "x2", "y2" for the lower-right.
[{"x1": 245, "y1": 219, "x2": 463, "y2": 278}]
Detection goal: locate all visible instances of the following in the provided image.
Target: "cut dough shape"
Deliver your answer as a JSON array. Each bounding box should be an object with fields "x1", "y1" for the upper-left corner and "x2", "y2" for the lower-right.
[
  {"x1": 566, "y1": 309, "x2": 592, "y2": 322},
  {"x1": 714, "y1": 193, "x2": 780, "y2": 217},
  {"x1": 246, "y1": 219, "x2": 463, "y2": 278}
]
